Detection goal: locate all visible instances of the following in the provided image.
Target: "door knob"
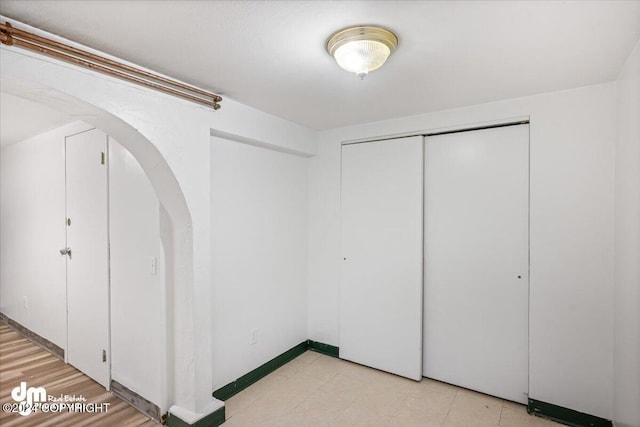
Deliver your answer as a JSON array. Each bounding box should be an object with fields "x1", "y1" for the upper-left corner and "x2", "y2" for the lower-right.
[{"x1": 60, "y1": 247, "x2": 71, "y2": 257}]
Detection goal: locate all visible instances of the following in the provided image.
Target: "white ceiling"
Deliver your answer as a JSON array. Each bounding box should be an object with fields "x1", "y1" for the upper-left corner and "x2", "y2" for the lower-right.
[
  {"x1": 0, "y1": 92, "x2": 72, "y2": 146},
  {"x1": 0, "y1": 1, "x2": 639, "y2": 130}
]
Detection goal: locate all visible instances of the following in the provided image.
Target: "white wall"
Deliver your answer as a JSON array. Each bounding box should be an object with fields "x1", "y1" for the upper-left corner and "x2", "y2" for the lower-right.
[
  {"x1": 308, "y1": 83, "x2": 616, "y2": 419},
  {"x1": 210, "y1": 136, "x2": 308, "y2": 390},
  {"x1": 0, "y1": 121, "x2": 91, "y2": 347},
  {"x1": 613, "y1": 40, "x2": 640, "y2": 427},
  {"x1": 109, "y1": 138, "x2": 166, "y2": 410}
]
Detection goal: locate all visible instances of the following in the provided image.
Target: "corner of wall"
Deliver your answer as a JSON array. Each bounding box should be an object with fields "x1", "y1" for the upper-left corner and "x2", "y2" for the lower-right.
[{"x1": 612, "y1": 38, "x2": 640, "y2": 427}]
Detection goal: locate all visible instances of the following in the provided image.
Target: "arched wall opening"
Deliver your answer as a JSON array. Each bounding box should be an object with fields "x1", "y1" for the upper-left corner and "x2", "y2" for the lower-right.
[{"x1": 0, "y1": 77, "x2": 194, "y2": 414}]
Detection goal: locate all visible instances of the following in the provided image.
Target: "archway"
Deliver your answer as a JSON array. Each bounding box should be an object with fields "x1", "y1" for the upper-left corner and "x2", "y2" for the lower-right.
[{"x1": 0, "y1": 76, "x2": 197, "y2": 416}]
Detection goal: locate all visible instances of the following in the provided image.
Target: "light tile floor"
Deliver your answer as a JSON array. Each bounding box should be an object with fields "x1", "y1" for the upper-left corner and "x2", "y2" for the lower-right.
[{"x1": 223, "y1": 351, "x2": 566, "y2": 427}]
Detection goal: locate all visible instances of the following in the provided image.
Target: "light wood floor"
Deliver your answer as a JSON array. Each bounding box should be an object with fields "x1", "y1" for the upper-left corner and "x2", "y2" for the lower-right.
[{"x1": 0, "y1": 322, "x2": 159, "y2": 426}]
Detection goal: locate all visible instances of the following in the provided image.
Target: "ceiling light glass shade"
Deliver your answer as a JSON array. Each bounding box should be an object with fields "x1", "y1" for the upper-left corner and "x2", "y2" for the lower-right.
[
  {"x1": 327, "y1": 26, "x2": 398, "y2": 79},
  {"x1": 333, "y1": 40, "x2": 390, "y2": 77}
]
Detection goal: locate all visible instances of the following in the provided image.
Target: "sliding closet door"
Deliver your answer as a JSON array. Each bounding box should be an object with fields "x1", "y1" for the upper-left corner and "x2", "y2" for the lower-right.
[
  {"x1": 424, "y1": 124, "x2": 529, "y2": 403},
  {"x1": 341, "y1": 136, "x2": 423, "y2": 381}
]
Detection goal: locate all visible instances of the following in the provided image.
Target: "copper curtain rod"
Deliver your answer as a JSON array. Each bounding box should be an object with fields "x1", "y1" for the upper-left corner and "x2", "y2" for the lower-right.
[{"x1": 0, "y1": 22, "x2": 222, "y2": 110}]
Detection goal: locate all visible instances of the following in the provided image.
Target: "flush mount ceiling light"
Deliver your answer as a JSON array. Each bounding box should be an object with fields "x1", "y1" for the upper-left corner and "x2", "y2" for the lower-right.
[{"x1": 327, "y1": 25, "x2": 398, "y2": 79}]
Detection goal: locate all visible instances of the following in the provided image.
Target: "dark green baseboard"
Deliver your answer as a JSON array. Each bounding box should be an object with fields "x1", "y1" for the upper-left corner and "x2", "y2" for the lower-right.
[
  {"x1": 527, "y1": 399, "x2": 612, "y2": 427},
  {"x1": 306, "y1": 339, "x2": 339, "y2": 358},
  {"x1": 212, "y1": 340, "x2": 339, "y2": 402},
  {"x1": 213, "y1": 341, "x2": 308, "y2": 401},
  {"x1": 166, "y1": 406, "x2": 225, "y2": 427}
]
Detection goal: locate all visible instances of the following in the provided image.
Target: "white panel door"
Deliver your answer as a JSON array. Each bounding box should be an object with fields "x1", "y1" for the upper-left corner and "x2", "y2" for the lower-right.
[
  {"x1": 341, "y1": 136, "x2": 423, "y2": 380},
  {"x1": 65, "y1": 129, "x2": 110, "y2": 388},
  {"x1": 424, "y1": 124, "x2": 529, "y2": 403}
]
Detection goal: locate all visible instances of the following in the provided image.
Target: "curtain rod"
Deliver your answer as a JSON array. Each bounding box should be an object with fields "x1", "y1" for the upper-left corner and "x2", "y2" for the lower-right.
[{"x1": 0, "y1": 21, "x2": 222, "y2": 110}]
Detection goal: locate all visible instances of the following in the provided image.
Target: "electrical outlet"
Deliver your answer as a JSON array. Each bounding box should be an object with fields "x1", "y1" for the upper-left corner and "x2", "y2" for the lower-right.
[
  {"x1": 23, "y1": 296, "x2": 28, "y2": 309},
  {"x1": 250, "y1": 328, "x2": 258, "y2": 345},
  {"x1": 150, "y1": 257, "x2": 157, "y2": 276}
]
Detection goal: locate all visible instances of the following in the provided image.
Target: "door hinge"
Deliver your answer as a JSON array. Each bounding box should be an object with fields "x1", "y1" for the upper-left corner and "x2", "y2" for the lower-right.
[
  {"x1": 102, "y1": 349, "x2": 107, "y2": 363},
  {"x1": 100, "y1": 152, "x2": 105, "y2": 165}
]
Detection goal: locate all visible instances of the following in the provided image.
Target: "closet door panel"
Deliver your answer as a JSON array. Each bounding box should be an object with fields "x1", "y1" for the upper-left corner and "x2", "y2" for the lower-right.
[
  {"x1": 340, "y1": 136, "x2": 423, "y2": 380},
  {"x1": 424, "y1": 124, "x2": 529, "y2": 403}
]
